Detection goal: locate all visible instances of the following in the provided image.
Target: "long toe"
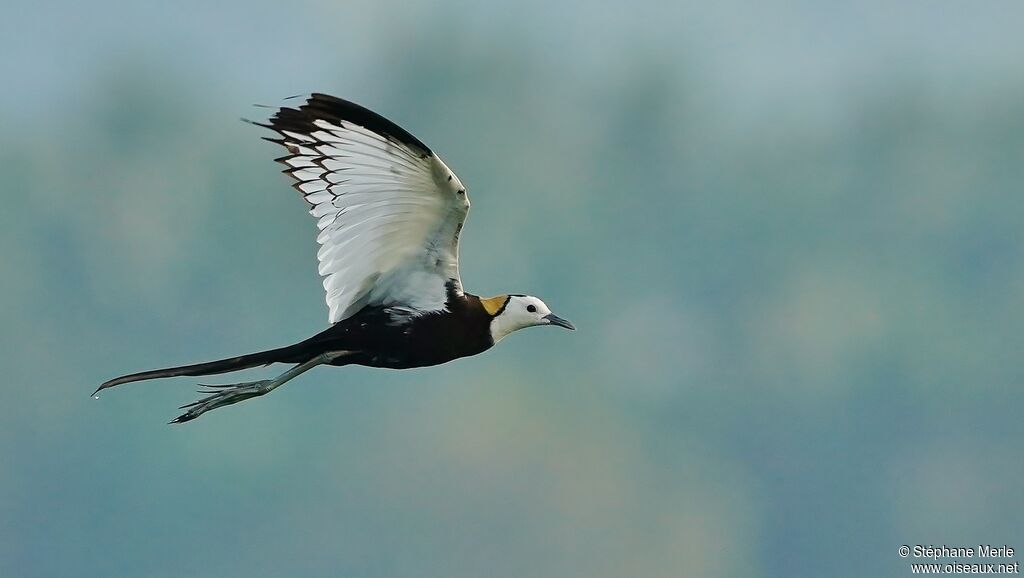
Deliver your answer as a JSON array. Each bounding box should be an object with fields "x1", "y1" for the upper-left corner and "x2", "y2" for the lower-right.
[{"x1": 170, "y1": 380, "x2": 274, "y2": 424}]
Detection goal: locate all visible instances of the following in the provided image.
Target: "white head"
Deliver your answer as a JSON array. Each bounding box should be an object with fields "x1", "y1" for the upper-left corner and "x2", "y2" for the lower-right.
[{"x1": 483, "y1": 294, "x2": 576, "y2": 343}]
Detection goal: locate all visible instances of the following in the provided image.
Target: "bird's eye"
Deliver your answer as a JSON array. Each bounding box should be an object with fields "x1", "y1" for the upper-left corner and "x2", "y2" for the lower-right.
[{"x1": 527, "y1": 304, "x2": 537, "y2": 313}]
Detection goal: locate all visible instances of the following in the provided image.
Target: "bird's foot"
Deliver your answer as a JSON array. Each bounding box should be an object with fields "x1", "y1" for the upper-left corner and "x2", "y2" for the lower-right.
[{"x1": 170, "y1": 380, "x2": 275, "y2": 424}]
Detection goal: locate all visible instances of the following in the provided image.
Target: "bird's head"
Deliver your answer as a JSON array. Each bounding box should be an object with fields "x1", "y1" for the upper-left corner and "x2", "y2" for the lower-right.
[{"x1": 482, "y1": 294, "x2": 576, "y2": 343}]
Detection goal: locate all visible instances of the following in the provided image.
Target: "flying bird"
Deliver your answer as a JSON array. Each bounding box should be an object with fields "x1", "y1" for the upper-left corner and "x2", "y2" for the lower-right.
[{"x1": 95, "y1": 93, "x2": 575, "y2": 423}]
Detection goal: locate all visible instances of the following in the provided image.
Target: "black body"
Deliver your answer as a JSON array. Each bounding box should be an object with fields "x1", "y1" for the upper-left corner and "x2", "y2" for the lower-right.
[{"x1": 300, "y1": 292, "x2": 495, "y2": 369}]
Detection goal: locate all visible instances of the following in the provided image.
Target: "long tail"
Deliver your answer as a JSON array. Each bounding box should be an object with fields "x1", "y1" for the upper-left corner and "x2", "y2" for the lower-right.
[{"x1": 94, "y1": 343, "x2": 311, "y2": 395}]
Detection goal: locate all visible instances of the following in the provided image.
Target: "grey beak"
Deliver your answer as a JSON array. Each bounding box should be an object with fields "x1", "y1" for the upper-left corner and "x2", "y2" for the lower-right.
[{"x1": 544, "y1": 313, "x2": 576, "y2": 330}]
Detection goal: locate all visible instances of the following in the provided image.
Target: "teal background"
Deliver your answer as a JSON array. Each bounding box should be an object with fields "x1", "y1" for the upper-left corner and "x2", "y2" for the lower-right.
[{"x1": 3, "y1": 1, "x2": 1023, "y2": 576}]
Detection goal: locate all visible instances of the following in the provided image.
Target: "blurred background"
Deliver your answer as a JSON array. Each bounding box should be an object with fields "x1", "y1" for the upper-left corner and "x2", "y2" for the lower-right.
[{"x1": 3, "y1": 1, "x2": 1023, "y2": 576}]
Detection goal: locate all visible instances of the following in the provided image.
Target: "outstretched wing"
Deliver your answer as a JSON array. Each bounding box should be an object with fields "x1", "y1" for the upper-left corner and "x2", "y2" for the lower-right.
[{"x1": 262, "y1": 94, "x2": 470, "y2": 323}]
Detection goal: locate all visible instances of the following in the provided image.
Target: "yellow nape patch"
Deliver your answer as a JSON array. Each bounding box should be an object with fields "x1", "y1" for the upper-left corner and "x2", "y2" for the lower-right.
[{"x1": 481, "y1": 295, "x2": 510, "y2": 316}]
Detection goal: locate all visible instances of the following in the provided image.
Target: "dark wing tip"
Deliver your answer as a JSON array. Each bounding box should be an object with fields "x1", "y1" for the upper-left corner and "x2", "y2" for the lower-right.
[{"x1": 263, "y1": 93, "x2": 432, "y2": 157}]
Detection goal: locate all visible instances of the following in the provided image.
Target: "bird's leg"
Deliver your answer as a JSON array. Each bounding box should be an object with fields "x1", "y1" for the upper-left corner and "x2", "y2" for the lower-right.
[{"x1": 170, "y1": 350, "x2": 351, "y2": 424}]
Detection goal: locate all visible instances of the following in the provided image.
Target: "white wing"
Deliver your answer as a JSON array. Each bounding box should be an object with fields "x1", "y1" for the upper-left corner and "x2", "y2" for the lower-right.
[{"x1": 263, "y1": 94, "x2": 470, "y2": 323}]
